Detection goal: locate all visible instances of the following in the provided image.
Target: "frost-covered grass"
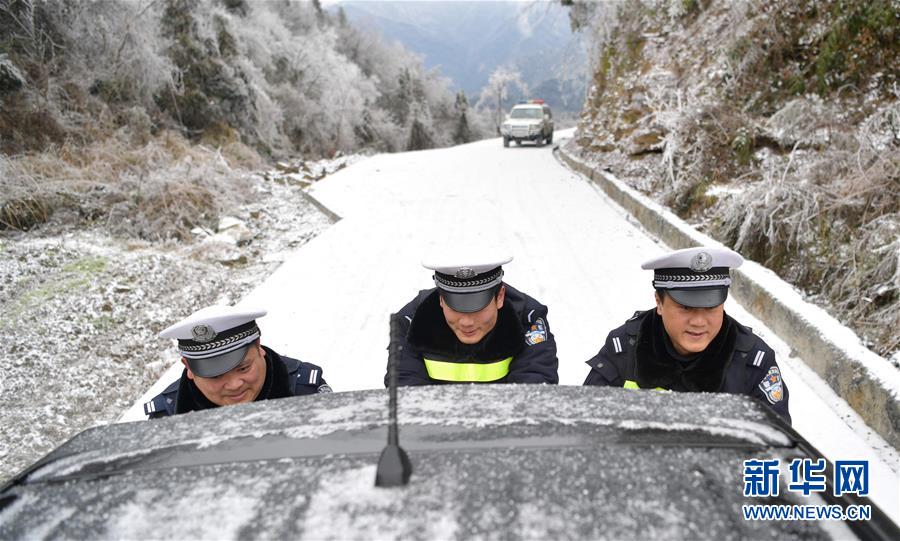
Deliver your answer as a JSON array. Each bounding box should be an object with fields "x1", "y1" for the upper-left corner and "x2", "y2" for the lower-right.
[{"x1": 0, "y1": 130, "x2": 256, "y2": 240}]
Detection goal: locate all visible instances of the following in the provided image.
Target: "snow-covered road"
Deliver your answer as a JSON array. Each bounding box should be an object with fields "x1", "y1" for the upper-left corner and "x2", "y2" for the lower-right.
[
  {"x1": 129, "y1": 131, "x2": 899, "y2": 521},
  {"x1": 253, "y1": 134, "x2": 662, "y2": 387}
]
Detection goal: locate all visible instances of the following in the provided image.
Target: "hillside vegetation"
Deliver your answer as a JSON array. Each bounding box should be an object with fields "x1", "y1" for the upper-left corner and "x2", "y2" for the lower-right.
[
  {"x1": 0, "y1": 0, "x2": 488, "y2": 238},
  {"x1": 564, "y1": 0, "x2": 899, "y2": 359}
]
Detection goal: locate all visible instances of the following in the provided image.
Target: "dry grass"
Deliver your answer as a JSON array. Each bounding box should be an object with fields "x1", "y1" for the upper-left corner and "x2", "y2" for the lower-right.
[{"x1": 0, "y1": 130, "x2": 261, "y2": 240}]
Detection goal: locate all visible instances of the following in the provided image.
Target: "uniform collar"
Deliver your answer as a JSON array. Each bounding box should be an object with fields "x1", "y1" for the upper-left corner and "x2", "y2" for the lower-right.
[
  {"x1": 407, "y1": 289, "x2": 525, "y2": 360},
  {"x1": 633, "y1": 311, "x2": 737, "y2": 391}
]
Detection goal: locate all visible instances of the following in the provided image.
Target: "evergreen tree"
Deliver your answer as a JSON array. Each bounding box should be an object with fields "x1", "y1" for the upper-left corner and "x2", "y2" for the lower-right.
[
  {"x1": 311, "y1": 0, "x2": 325, "y2": 25},
  {"x1": 452, "y1": 91, "x2": 472, "y2": 144},
  {"x1": 159, "y1": 0, "x2": 251, "y2": 134},
  {"x1": 407, "y1": 103, "x2": 434, "y2": 151}
]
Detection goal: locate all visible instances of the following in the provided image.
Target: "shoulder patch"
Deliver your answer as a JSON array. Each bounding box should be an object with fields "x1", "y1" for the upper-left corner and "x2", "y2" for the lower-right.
[
  {"x1": 759, "y1": 366, "x2": 784, "y2": 404},
  {"x1": 524, "y1": 317, "x2": 548, "y2": 346}
]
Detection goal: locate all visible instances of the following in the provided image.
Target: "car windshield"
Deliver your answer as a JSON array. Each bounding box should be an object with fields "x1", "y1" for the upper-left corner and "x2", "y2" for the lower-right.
[{"x1": 510, "y1": 108, "x2": 542, "y2": 119}]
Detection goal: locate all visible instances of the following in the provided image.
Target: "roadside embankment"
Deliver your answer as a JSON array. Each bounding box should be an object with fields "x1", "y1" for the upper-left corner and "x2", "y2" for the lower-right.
[{"x1": 557, "y1": 141, "x2": 900, "y2": 450}]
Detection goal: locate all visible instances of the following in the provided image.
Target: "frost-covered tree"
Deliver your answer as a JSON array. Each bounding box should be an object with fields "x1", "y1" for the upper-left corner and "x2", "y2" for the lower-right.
[
  {"x1": 1, "y1": 0, "x2": 491, "y2": 158},
  {"x1": 65, "y1": 1, "x2": 173, "y2": 109},
  {"x1": 477, "y1": 67, "x2": 529, "y2": 134}
]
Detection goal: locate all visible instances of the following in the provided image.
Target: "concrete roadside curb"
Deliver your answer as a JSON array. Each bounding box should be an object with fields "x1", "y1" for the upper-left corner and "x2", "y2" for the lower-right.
[
  {"x1": 299, "y1": 189, "x2": 342, "y2": 224},
  {"x1": 557, "y1": 142, "x2": 900, "y2": 450}
]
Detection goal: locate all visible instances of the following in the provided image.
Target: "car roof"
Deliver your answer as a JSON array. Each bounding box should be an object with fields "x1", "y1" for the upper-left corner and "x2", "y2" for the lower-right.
[{"x1": 0, "y1": 386, "x2": 888, "y2": 539}]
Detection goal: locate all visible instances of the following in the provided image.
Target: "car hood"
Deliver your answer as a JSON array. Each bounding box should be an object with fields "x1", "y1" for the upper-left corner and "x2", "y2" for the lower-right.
[{"x1": 0, "y1": 386, "x2": 871, "y2": 539}]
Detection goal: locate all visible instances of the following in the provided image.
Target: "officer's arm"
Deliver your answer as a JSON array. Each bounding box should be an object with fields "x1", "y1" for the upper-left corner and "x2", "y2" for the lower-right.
[
  {"x1": 385, "y1": 314, "x2": 432, "y2": 387},
  {"x1": 507, "y1": 308, "x2": 559, "y2": 384},
  {"x1": 749, "y1": 353, "x2": 791, "y2": 425},
  {"x1": 582, "y1": 334, "x2": 623, "y2": 386}
]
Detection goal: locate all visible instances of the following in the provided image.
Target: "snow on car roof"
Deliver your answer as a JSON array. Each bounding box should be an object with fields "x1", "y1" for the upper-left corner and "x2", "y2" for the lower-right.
[
  {"x1": 0, "y1": 386, "x2": 832, "y2": 539},
  {"x1": 25, "y1": 386, "x2": 790, "y2": 474}
]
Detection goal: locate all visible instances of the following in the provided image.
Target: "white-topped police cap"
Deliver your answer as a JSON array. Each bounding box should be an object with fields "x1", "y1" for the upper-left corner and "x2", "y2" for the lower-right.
[
  {"x1": 160, "y1": 305, "x2": 267, "y2": 378},
  {"x1": 641, "y1": 247, "x2": 744, "y2": 308},
  {"x1": 423, "y1": 254, "x2": 513, "y2": 313}
]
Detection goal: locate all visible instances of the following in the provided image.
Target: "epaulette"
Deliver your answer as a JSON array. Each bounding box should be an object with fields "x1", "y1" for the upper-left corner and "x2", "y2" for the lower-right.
[
  {"x1": 144, "y1": 380, "x2": 179, "y2": 417},
  {"x1": 143, "y1": 395, "x2": 168, "y2": 416},
  {"x1": 297, "y1": 364, "x2": 324, "y2": 386},
  {"x1": 730, "y1": 319, "x2": 772, "y2": 369},
  {"x1": 745, "y1": 348, "x2": 769, "y2": 369},
  {"x1": 732, "y1": 319, "x2": 758, "y2": 352},
  {"x1": 623, "y1": 309, "x2": 650, "y2": 335}
]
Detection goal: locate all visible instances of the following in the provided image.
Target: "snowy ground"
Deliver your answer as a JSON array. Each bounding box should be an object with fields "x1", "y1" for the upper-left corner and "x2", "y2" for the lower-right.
[{"x1": 125, "y1": 130, "x2": 898, "y2": 522}]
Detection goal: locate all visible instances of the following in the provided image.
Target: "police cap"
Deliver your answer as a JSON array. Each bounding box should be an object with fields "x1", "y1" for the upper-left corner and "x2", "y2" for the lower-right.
[
  {"x1": 159, "y1": 305, "x2": 266, "y2": 378},
  {"x1": 641, "y1": 247, "x2": 744, "y2": 308},
  {"x1": 423, "y1": 255, "x2": 512, "y2": 313}
]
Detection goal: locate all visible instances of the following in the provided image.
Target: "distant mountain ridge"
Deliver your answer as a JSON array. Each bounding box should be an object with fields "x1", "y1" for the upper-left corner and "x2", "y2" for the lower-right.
[{"x1": 332, "y1": 0, "x2": 586, "y2": 111}]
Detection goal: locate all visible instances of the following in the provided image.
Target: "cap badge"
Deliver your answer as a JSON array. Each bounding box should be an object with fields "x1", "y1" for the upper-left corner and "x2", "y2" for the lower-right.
[
  {"x1": 191, "y1": 324, "x2": 217, "y2": 343},
  {"x1": 455, "y1": 267, "x2": 476, "y2": 279},
  {"x1": 690, "y1": 251, "x2": 713, "y2": 272}
]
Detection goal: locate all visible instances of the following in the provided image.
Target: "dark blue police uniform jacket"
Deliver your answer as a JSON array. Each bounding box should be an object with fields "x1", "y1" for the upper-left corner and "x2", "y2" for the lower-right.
[
  {"x1": 388, "y1": 284, "x2": 559, "y2": 386},
  {"x1": 145, "y1": 345, "x2": 329, "y2": 418},
  {"x1": 583, "y1": 309, "x2": 791, "y2": 423}
]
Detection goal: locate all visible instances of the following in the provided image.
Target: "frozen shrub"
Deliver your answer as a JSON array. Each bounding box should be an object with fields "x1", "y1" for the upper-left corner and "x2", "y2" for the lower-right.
[{"x1": 765, "y1": 97, "x2": 831, "y2": 149}]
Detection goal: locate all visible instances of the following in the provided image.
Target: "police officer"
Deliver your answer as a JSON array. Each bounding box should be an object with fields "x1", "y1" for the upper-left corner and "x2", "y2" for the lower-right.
[
  {"x1": 583, "y1": 246, "x2": 791, "y2": 423},
  {"x1": 145, "y1": 305, "x2": 330, "y2": 418},
  {"x1": 388, "y1": 255, "x2": 559, "y2": 386}
]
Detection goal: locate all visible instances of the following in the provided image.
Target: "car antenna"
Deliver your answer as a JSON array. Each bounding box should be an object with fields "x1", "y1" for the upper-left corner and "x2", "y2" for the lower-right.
[{"x1": 375, "y1": 313, "x2": 412, "y2": 487}]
